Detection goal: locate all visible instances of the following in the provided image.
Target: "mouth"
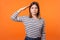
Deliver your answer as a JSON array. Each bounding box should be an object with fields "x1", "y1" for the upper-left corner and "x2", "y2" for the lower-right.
[{"x1": 33, "y1": 12, "x2": 36, "y2": 13}]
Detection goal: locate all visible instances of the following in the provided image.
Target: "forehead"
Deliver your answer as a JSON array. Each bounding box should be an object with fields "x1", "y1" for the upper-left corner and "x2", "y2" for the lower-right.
[{"x1": 31, "y1": 4, "x2": 37, "y2": 7}]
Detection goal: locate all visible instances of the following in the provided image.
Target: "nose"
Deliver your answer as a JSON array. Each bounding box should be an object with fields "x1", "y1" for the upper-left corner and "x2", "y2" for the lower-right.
[{"x1": 33, "y1": 9, "x2": 36, "y2": 12}]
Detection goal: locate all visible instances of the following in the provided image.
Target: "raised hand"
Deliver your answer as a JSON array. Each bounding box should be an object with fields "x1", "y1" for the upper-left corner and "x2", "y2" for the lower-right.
[{"x1": 17, "y1": 5, "x2": 30, "y2": 13}]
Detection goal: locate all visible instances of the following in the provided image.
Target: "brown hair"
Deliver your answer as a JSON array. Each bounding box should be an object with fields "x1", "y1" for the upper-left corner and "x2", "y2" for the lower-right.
[{"x1": 29, "y1": 1, "x2": 41, "y2": 19}]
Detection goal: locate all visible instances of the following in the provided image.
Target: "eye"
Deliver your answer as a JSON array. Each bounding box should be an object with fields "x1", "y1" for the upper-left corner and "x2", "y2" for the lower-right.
[{"x1": 31, "y1": 7, "x2": 34, "y2": 9}]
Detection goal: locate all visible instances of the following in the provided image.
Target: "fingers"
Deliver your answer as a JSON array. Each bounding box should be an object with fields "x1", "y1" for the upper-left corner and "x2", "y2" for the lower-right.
[
  {"x1": 17, "y1": 4, "x2": 30, "y2": 12},
  {"x1": 25, "y1": 5, "x2": 30, "y2": 8},
  {"x1": 22, "y1": 5, "x2": 29, "y2": 10}
]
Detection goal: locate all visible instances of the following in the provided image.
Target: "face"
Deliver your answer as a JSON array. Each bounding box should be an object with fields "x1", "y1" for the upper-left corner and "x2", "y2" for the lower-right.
[{"x1": 30, "y1": 4, "x2": 38, "y2": 15}]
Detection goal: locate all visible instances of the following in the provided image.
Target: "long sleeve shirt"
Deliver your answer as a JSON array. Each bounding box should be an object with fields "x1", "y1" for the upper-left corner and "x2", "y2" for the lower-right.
[{"x1": 10, "y1": 11, "x2": 46, "y2": 40}]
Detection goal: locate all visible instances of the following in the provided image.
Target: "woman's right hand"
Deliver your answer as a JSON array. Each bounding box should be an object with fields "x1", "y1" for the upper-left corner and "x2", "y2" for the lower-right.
[{"x1": 17, "y1": 5, "x2": 30, "y2": 13}]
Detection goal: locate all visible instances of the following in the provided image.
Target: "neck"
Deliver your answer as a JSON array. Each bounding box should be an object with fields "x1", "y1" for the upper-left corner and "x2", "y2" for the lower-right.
[{"x1": 32, "y1": 14, "x2": 39, "y2": 20}]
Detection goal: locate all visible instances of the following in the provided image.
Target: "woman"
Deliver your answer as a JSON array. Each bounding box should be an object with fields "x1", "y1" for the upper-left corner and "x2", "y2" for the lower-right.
[{"x1": 11, "y1": 1, "x2": 46, "y2": 40}]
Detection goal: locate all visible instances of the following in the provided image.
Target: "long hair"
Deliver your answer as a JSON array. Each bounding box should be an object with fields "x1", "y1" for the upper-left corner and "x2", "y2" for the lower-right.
[{"x1": 29, "y1": 1, "x2": 41, "y2": 19}]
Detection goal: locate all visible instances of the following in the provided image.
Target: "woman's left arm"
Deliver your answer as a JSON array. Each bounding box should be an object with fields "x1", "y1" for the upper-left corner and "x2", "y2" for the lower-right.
[{"x1": 41, "y1": 19, "x2": 46, "y2": 40}]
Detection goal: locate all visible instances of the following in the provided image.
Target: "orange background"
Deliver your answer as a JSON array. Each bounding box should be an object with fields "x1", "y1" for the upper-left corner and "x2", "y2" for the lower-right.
[{"x1": 0, "y1": 0, "x2": 60, "y2": 40}]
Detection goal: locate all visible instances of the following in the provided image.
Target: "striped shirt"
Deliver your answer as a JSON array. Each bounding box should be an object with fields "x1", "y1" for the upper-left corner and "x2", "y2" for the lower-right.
[{"x1": 10, "y1": 11, "x2": 46, "y2": 40}]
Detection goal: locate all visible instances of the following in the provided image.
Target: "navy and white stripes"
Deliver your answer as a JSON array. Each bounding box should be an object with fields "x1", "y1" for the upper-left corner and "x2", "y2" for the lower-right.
[{"x1": 11, "y1": 11, "x2": 46, "y2": 40}]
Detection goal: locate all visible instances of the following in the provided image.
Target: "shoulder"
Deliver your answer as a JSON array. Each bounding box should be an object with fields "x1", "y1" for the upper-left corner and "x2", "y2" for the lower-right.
[
  {"x1": 41, "y1": 18, "x2": 46, "y2": 26},
  {"x1": 40, "y1": 17, "x2": 45, "y2": 24},
  {"x1": 40, "y1": 17, "x2": 45, "y2": 21}
]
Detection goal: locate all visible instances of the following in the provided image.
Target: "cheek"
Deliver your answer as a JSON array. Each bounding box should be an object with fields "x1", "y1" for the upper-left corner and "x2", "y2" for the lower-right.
[
  {"x1": 30, "y1": 9, "x2": 33, "y2": 13},
  {"x1": 36, "y1": 9, "x2": 38, "y2": 12},
  {"x1": 34, "y1": 9, "x2": 38, "y2": 13}
]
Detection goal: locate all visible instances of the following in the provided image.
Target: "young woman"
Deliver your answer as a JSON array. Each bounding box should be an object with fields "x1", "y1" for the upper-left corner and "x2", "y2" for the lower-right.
[{"x1": 11, "y1": 1, "x2": 46, "y2": 40}]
